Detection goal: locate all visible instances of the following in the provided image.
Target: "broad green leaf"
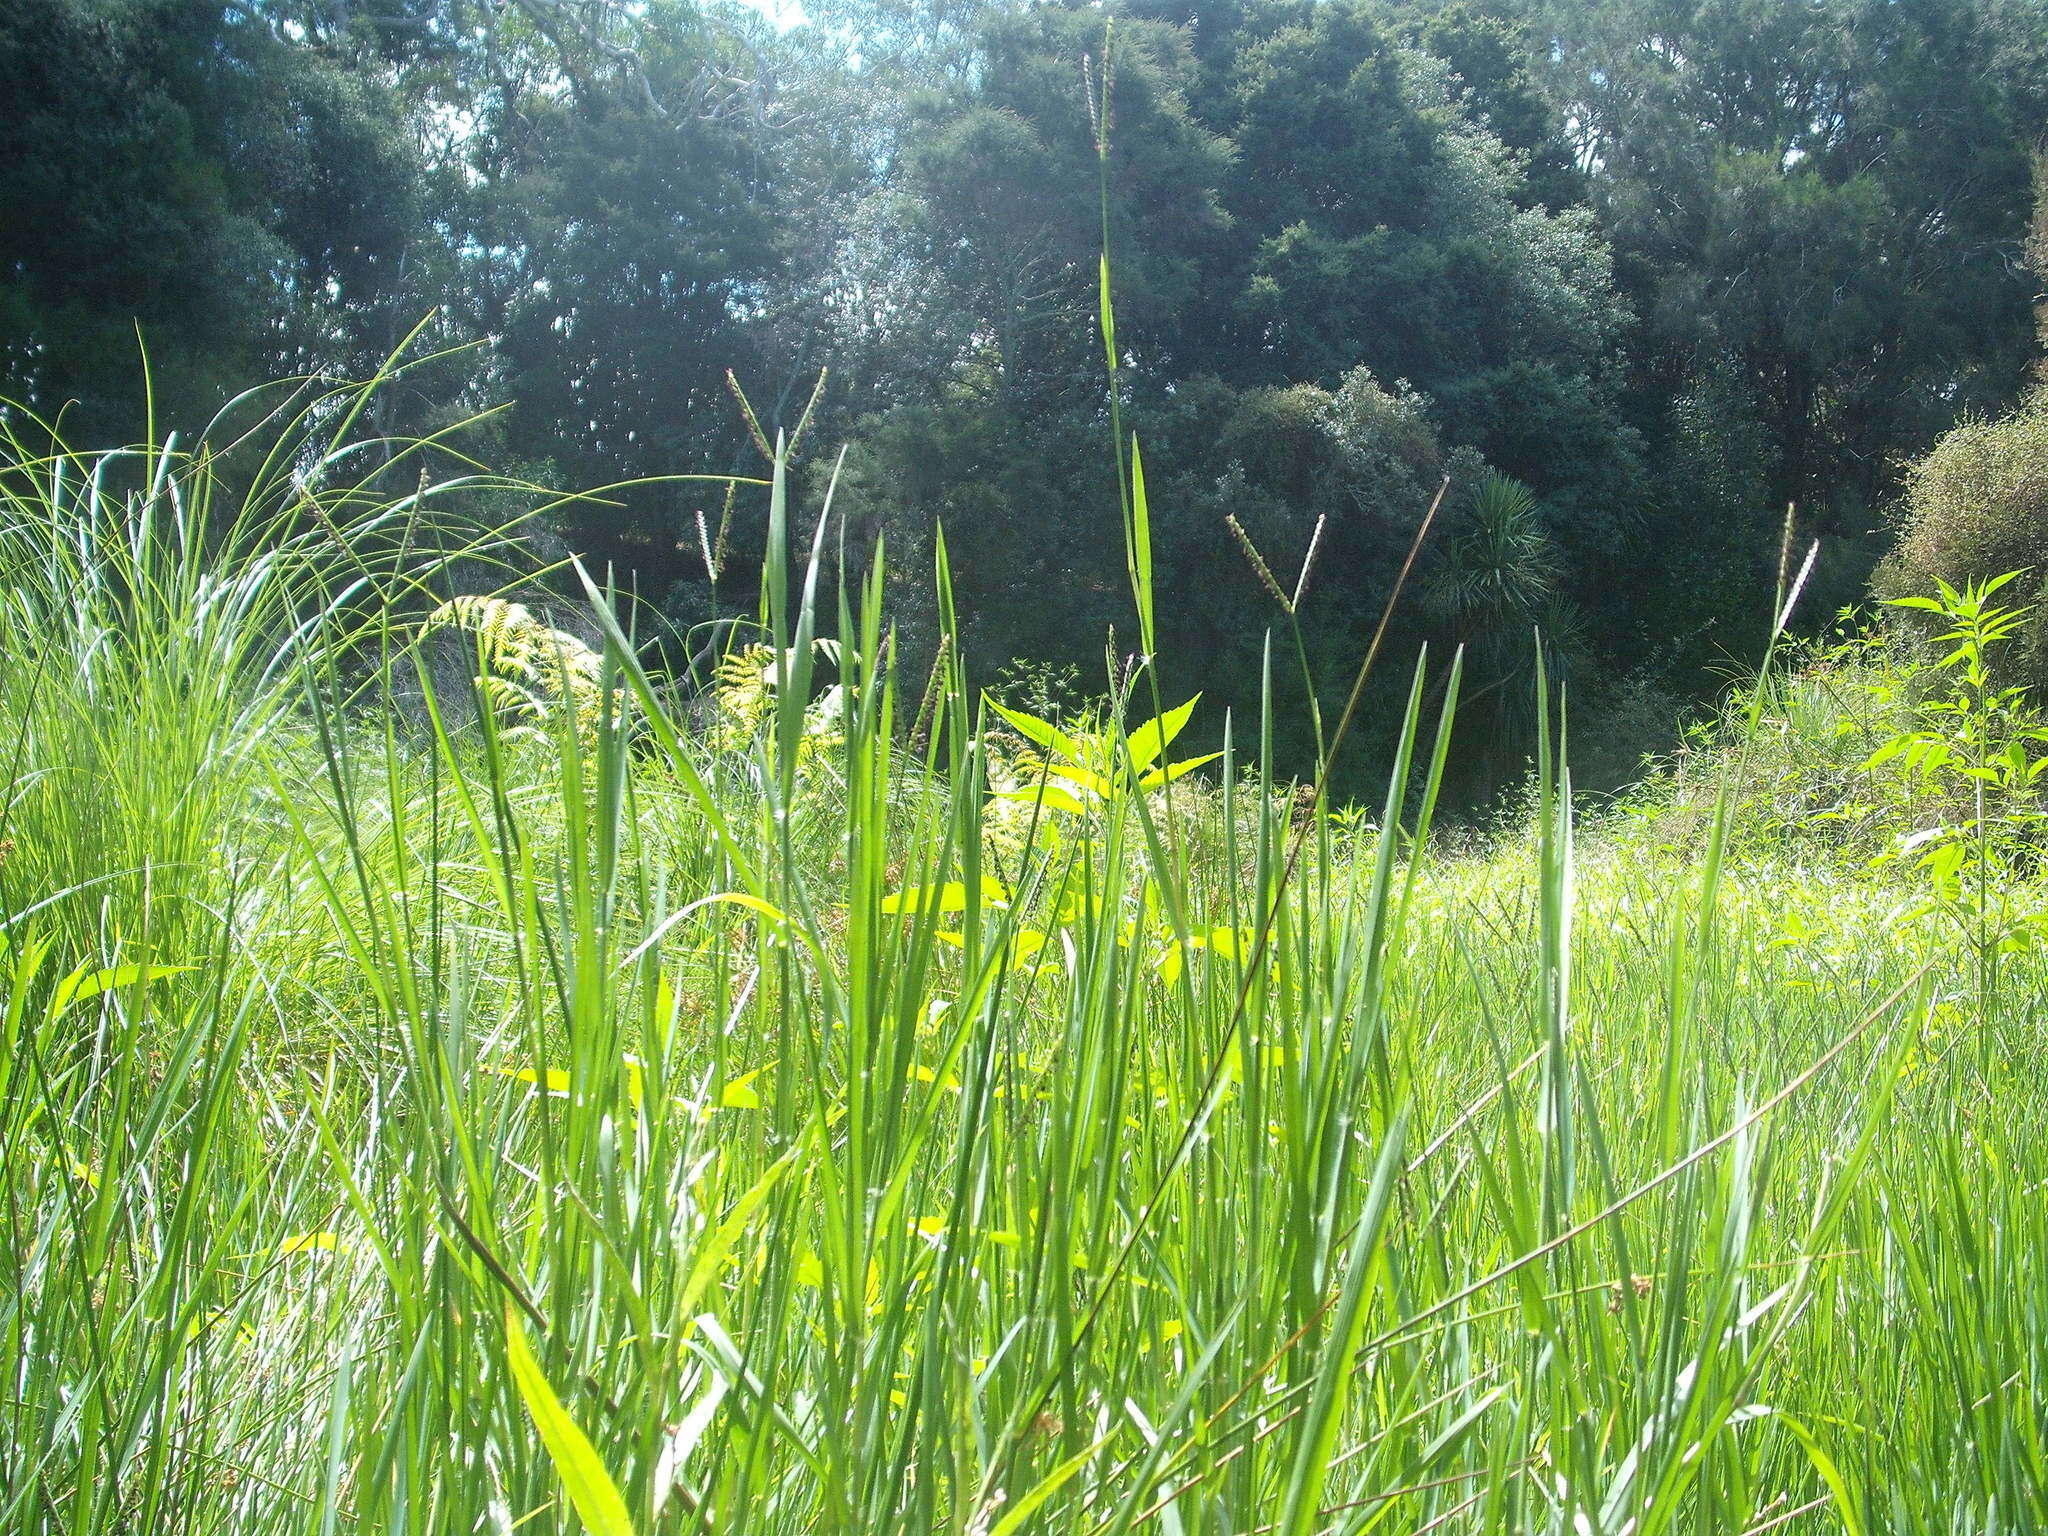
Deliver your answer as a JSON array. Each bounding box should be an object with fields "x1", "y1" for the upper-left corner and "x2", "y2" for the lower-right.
[
  {"x1": 504, "y1": 1307, "x2": 637, "y2": 1536},
  {"x1": 987, "y1": 699, "x2": 1084, "y2": 764},
  {"x1": 1125, "y1": 694, "x2": 1198, "y2": 774},
  {"x1": 487, "y1": 1063, "x2": 573, "y2": 1097},
  {"x1": 717, "y1": 1065, "x2": 771, "y2": 1110},
  {"x1": 993, "y1": 783, "x2": 1090, "y2": 816},
  {"x1": 935, "y1": 928, "x2": 1049, "y2": 969},
  {"x1": 677, "y1": 1147, "x2": 800, "y2": 1322},
  {"x1": 1045, "y1": 763, "x2": 1117, "y2": 799},
  {"x1": 52, "y1": 962, "x2": 194, "y2": 1017},
  {"x1": 880, "y1": 877, "x2": 1009, "y2": 915},
  {"x1": 1191, "y1": 925, "x2": 1250, "y2": 960},
  {"x1": 1139, "y1": 752, "x2": 1222, "y2": 789}
]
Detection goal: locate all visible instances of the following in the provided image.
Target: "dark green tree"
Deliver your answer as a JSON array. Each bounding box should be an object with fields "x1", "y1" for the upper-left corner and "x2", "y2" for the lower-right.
[
  {"x1": 893, "y1": 6, "x2": 1232, "y2": 406},
  {"x1": 1410, "y1": 2, "x2": 1583, "y2": 209},
  {"x1": 0, "y1": 0, "x2": 421, "y2": 434},
  {"x1": 1519, "y1": 0, "x2": 2041, "y2": 537}
]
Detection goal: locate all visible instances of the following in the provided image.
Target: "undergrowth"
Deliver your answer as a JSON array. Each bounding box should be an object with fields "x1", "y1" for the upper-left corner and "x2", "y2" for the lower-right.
[{"x1": 2, "y1": 373, "x2": 2046, "y2": 1536}]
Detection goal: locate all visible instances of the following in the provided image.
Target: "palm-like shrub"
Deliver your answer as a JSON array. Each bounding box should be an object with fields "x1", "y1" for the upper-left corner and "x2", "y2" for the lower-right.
[
  {"x1": 1427, "y1": 472, "x2": 1567, "y2": 790},
  {"x1": 1428, "y1": 471, "x2": 1559, "y2": 629}
]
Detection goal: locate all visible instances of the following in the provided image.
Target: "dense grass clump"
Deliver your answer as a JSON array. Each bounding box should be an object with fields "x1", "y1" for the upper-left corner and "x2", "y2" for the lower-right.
[{"x1": 4, "y1": 396, "x2": 2048, "y2": 1536}]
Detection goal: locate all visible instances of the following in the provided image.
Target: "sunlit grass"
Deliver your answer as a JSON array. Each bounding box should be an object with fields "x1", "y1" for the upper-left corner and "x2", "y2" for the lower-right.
[{"x1": 2, "y1": 394, "x2": 2045, "y2": 1536}]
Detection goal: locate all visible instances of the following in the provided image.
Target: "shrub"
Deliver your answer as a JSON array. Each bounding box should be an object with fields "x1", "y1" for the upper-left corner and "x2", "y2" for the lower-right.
[{"x1": 1874, "y1": 390, "x2": 2048, "y2": 677}]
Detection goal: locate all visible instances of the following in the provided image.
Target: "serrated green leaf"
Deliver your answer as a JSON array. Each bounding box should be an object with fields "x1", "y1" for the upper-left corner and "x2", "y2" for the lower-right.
[
  {"x1": 1139, "y1": 751, "x2": 1222, "y2": 789},
  {"x1": 1125, "y1": 695, "x2": 1198, "y2": 774},
  {"x1": 987, "y1": 699, "x2": 1084, "y2": 765}
]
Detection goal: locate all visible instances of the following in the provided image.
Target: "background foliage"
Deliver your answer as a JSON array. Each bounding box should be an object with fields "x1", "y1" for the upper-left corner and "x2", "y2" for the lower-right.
[{"x1": 5, "y1": 0, "x2": 2048, "y2": 789}]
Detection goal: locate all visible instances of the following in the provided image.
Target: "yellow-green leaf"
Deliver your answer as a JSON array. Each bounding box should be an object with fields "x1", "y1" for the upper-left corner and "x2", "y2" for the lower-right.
[
  {"x1": 488, "y1": 1063, "x2": 573, "y2": 1098},
  {"x1": 880, "y1": 877, "x2": 1009, "y2": 915},
  {"x1": 718, "y1": 1065, "x2": 770, "y2": 1110},
  {"x1": 987, "y1": 699, "x2": 1084, "y2": 764},
  {"x1": 1129, "y1": 436, "x2": 1155, "y2": 656},
  {"x1": 935, "y1": 928, "x2": 1049, "y2": 971},
  {"x1": 52, "y1": 962, "x2": 194, "y2": 1017},
  {"x1": 1125, "y1": 695, "x2": 1199, "y2": 774},
  {"x1": 993, "y1": 783, "x2": 1089, "y2": 816},
  {"x1": 676, "y1": 1148, "x2": 800, "y2": 1322},
  {"x1": 504, "y1": 1307, "x2": 637, "y2": 1536},
  {"x1": 685, "y1": 891, "x2": 792, "y2": 929},
  {"x1": 1046, "y1": 763, "x2": 1117, "y2": 800},
  {"x1": 1139, "y1": 752, "x2": 1222, "y2": 790}
]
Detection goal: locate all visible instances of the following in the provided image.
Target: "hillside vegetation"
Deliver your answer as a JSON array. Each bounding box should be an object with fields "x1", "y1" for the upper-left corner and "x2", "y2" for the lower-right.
[{"x1": 5, "y1": 388, "x2": 2048, "y2": 1535}]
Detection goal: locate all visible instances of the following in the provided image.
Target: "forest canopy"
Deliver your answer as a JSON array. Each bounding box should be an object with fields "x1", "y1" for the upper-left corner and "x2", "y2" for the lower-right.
[{"x1": 5, "y1": 0, "x2": 2046, "y2": 781}]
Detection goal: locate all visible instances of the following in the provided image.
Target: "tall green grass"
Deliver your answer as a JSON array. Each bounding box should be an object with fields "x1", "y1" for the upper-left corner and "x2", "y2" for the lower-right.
[{"x1": 2, "y1": 388, "x2": 2045, "y2": 1536}]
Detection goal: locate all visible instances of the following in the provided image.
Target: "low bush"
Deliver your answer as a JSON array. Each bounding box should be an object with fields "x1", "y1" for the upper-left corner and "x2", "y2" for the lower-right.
[{"x1": 1875, "y1": 389, "x2": 2048, "y2": 677}]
